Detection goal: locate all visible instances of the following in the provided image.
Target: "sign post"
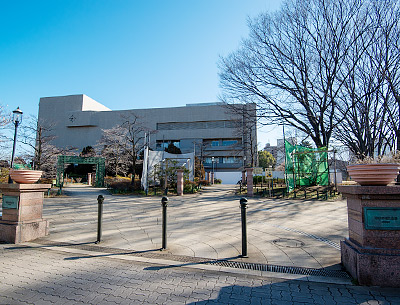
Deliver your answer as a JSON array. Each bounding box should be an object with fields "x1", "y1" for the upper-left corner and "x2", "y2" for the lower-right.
[{"x1": 265, "y1": 167, "x2": 273, "y2": 196}]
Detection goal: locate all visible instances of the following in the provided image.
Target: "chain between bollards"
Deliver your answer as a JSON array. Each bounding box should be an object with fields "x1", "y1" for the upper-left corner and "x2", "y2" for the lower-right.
[
  {"x1": 96, "y1": 195, "x2": 104, "y2": 244},
  {"x1": 240, "y1": 197, "x2": 248, "y2": 258},
  {"x1": 161, "y1": 196, "x2": 168, "y2": 250}
]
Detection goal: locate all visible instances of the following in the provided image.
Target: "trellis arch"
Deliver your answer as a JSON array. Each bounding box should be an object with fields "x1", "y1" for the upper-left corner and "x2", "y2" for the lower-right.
[{"x1": 56, "y1": 156, "x2": 106, "y2": 187}]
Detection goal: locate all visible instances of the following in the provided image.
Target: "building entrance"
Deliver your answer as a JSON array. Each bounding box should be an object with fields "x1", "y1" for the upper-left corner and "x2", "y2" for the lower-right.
[{"x1": 56, "y1": 156, "x2": 106, "y2": 187}]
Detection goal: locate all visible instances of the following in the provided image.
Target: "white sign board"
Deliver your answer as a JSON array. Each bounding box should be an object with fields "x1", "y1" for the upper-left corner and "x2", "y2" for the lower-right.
[
  {"x1": 265, "y1": 168, "x2": 273, "y2": 179},
  {"x1": 253, "y1": 167, "x2": 263, "y2": 175}
]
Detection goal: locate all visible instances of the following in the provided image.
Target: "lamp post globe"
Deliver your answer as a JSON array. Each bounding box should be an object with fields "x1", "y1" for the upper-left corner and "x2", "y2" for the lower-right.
[
  {"x1": 12, "y1": 107, "x2": 23, "y2": 125},
  {"x1": 9, "y1": 107, "x2": 23, "y2": 183}
]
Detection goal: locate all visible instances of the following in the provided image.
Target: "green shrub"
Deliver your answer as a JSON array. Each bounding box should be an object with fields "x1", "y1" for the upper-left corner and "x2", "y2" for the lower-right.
[
  {"x1": 105, "y1": 175, "x2": 143, "y2": 194},
  {"x1": 183, "y1": 180, "x2": 197, "y2": 193},
  {"x1": 199, "y1": 179, "x2": 210, "y2": 186},
  {"x1": 0, "y1": 168, "x2": 9, "y2": 184}
]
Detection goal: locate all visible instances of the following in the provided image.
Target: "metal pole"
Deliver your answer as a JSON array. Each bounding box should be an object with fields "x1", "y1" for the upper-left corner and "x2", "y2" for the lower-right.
[
  {"x1": 96, "y1": 195, "x2": 104, "y2": 243},
  {"x1": 161, "y1": 196, "x2": 168, "y2": 250},
  {"x1": 8, "y1": 121, "x2": 19, "y2": 183},
  {"x1": 240, "y1": 197, "x2": 248, "y2": 258},
  {"x1": 212, "y1": 160, "x2": 214, "y2": 184},
  {"x1": 145, "y1": 133, "x2": 149, "y2": 196},
  {"x1": 164, "y1": 159, "x2": 168, "y2": 195},
  {"x1": 333, "y1": 149, "x2": 338, "y2": 193}
]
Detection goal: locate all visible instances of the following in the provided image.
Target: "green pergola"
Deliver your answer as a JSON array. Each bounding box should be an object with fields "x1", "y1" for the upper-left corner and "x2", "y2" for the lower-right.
[{"x1": 56, "y1": 156, "x2": 106, "y2": 187}]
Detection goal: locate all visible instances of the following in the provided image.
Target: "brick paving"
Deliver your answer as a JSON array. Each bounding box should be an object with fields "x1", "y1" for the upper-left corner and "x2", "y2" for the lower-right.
[
  {"x1": 1, "y1": 184, "x2": 400, "y2": 304},
  {"x1": 1, "y1": 245, "x2": 400, "y2": 305},
  {"x1": 40, "y1": 185, "x2": 348, "y2": 269}
]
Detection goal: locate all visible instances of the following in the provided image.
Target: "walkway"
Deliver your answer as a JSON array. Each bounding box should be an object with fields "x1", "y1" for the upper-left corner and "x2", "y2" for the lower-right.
[
  {"x1": 1, "y1": 184, "x2": 400, "y2": 304},
  {"x1": 2, "y1": 244, "x2": 399, "y2": 304},
  {"x1": 42, "y1": 185, "x2": 347, "y2": 272}
]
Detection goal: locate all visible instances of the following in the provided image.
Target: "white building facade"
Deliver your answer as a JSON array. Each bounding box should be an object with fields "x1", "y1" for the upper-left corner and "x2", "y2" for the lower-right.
[{"x1": 38, "y1": 95, "x2": 257, "y2": 182}]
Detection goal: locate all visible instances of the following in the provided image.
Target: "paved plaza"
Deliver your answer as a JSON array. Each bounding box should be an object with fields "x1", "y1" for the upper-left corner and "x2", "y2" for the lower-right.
[
  {"x1": 39, "y1": 185, "x2": 348, "y2": 271},
  {"x1": 1, "y1": 184, "x2": 400, "y2": 304}
]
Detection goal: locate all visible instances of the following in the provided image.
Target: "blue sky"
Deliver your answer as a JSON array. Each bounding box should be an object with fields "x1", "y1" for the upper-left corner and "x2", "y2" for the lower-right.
[{"x1": 0, "y1": 0, "x2": 283, "y2": 148}]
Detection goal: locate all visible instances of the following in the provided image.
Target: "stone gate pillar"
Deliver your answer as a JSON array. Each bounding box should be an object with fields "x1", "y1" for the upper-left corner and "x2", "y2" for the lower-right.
[
  {"x1": 0, "y1": 183, "x2": 51, "y2": 243},
  {"x1": 242, "y1": 170, "x2": 246, "y2": 185},
  {"x1": 246, "y1": 168, "x2": 253, "y2": 197},
  {"x1": 338, "y1": 185, "x2": 400, "y2": 287},
  {"x1": 177, "y1": 169, "x2": 184, "y2": 196}
]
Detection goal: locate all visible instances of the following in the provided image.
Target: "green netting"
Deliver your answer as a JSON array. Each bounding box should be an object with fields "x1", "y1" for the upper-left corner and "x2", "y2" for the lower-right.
[
  {"x1": 285, "y1": 140, "x2": 329, "y2": 191},
  {"x1": 56, "y1": 156, "x2": 105, "y2": 187}
]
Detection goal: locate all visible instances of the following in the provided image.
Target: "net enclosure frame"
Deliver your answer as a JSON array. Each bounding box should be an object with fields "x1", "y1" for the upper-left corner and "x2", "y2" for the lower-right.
[
  {"x1": 56, "y1": 155, "x2": 106, "y2": 187},
  {"x1": 284, "y1": 140, "x2": 332, "y2": 192}
]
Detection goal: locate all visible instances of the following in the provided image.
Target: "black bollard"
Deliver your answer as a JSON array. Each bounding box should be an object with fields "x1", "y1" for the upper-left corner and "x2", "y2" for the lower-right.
[
  {"x1": 271, "y1": 180, "x2": 274, "y2": 196},
  {"x1": 240, "y1": 197, "x2": 248, "y2": 258},
  {"x1": 96, "y1": 195, "x2": 104, "y2": 244},
  {"x1": 161, "y1": 196, "x2": 168, "y2": 250}
]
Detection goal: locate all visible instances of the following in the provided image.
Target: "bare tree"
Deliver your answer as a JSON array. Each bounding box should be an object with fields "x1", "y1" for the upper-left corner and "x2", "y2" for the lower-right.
[
  {"x1": 334, "y1": 41, "x2": 390, "y2": 158},
  {"x1": 0, "y1": 105, "x2": 10, "y2": 157},
  {"x1": 219, "y1": 0, "x2": 374, "y2": 148},
  {"x1": 19, "y1": 116, "x2": 75, "y2": 177},
  {"x1": 19, "y1": 116, "x2": 57, "y2": 169},
  {"x1": 0, "y1": 104, "x2": 9, "y2": 128},
  {"x1": 96, "y1": 113, "x2": 151, "y2": 186},
  {"x1": 120, "y1": 113, "x2": 147, "y2": 186},
  {"x1": 224, "y1": 103, "x2": 258, "y2": 167},
  {"x1": 334, "y1": 1, "x2": 399, "y2": 158},
  {"x1": 373, "y1": 0, "x2": 400, "y2": 152},
  {"x1": 96, "y1": 126, "x2": 129, "y2": 176}
]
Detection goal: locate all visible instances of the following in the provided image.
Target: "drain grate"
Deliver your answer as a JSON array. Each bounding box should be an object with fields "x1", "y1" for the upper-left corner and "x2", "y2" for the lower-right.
[
  {"x1": 207, "y1": 261, "x2": 349, "y2": 278},
  {"x1": 27, "y1": 240, "x2": 350, "y2": 279},
  {"x1": 273, "y1": 238, "x2": 305, "y2": 248}
]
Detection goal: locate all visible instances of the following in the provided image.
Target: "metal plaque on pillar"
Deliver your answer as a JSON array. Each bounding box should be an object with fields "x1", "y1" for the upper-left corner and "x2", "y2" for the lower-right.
[
  {"x1": 2, "y1": 196, "x2": 19, "y2": 209},
  {"x1": 364, "y1": 207, "x2": 400, "y2": 230}
]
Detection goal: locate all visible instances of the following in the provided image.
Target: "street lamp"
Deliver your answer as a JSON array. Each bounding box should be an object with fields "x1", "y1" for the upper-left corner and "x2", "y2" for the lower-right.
[
  {"x1": 211, "y1": 157, "x2": 215, "y2": 184},
  {"x1": 9, "y1": 107, "x2": 23, "y2": 183},
  {"x1": 162, "y1": 159, "x2": 168, "y2": 195}
]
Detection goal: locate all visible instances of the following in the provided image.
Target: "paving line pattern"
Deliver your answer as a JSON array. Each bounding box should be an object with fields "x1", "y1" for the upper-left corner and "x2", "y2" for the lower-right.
[
  {"x1": 1, "y1": 245, "x2": 400, "y2": 305},
  {"x1": 273, "y1": 225, "x2": 341, "y2": 250}
]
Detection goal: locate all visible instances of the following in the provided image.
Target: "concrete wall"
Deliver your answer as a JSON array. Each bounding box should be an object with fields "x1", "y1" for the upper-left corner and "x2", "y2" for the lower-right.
[{"x1": 38, "y1": 94, "x2": 257, "y2": 172}]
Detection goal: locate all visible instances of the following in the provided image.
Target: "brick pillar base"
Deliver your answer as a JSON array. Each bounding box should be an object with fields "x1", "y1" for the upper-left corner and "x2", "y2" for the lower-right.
[
  {"x1": 246, "y1": 168, "x2": 253, "y2": 197},
  {"x1": 0, "y1": 183, "x2": 51, "y2": 243},
  {"x1": 338, "y1": 185, "x2": 400, "y2": 287},
  {"x1": 177, "y1": 169, "x2": 184, "y2": 196}
]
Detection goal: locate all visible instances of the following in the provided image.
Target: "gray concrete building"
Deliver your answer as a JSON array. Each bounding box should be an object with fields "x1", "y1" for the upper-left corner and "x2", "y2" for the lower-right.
[{"x1": 38, "y1": 94, "x2": 257, "y2": 181}]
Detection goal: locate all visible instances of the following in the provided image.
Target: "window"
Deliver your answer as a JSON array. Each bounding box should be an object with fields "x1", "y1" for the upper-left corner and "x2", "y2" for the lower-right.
[
  {"x1": 204, "y1": 157, "x2": 219, "y2": 164},
  {"x1": 156, "y1": 140, "x2": 180, "y2": 150},
  {"x1": 222, "y1": 140, "x2": 238, "y2": 146},
  {"x1": 223, "y1": 157, "x2": 241, "y2": 163},
  {"x1": 211, "y1": 141, "x2": 220, "y2": 147},
  {"x1": 156, "y1": 120, "x2": 239, "y2": 130}
]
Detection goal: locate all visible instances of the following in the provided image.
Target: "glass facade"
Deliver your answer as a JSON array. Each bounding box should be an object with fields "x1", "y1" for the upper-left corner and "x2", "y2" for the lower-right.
[
  {"x1": 222, "y1": 140, "x2": 238, "y2": 146},
  {"x1": 156, "y1": 141, "x2": 180, "y2": 150},
  {"x1": 204, "y1": 156, "x2": 241, "y2": 164}
]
